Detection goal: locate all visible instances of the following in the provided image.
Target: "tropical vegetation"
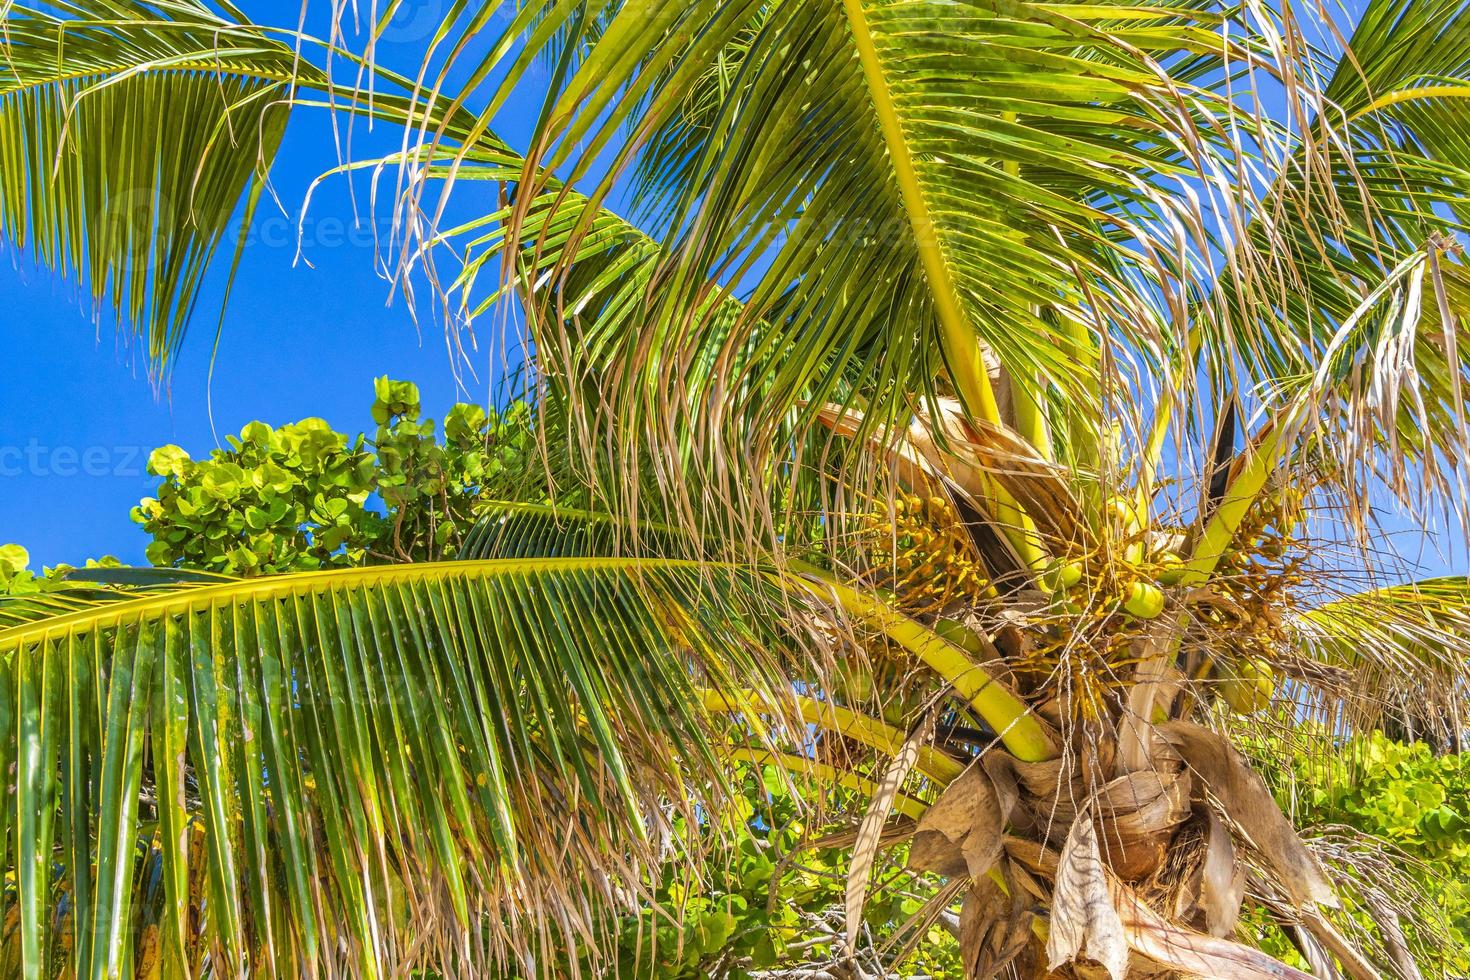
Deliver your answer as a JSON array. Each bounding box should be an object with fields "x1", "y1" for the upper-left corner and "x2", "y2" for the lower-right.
[
  {"x1": 4, "y1": 0, "x2": 1470, "y2": 977},
  {"x1": 1249, "y1": 730, "x2": 1470, "y2": 977},
  {"x1": 3, "y1": 389, "x2": 1468, "y2": 976},
  {"x1": 2, "y1": 384, "x2": 977, "y2": 977}
]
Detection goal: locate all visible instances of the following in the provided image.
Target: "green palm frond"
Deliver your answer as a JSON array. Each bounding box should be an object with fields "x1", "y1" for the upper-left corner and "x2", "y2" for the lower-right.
[
  {"x1": 383, "y1": 0, "x2": 1398, "y2": 552},
  {"x1": 0, "y1": 556, "x2": 796, "y2": 978},
  {"x1": 347, "y1": 0, "x2": 1470, "y2": 575},
  {"x1": 458, "y1": 500, "x2": 687, "y2": 559},
  {"x1": 0, "y1": 587, "x2": 141, "y2": 630},
  {"x1": 0, "y1": 0, "x2": 319, "y2": 368},
  {"x1": 408, "y1": 149, "x2": 666, "y2": 330},
  {"x1": 0, "y1": 0, "x2": 614, "y2": 374},
  {"x1": 1296, "y1": 576, "x2": 1470, "y2": 740},
  {"x1": 1192, "y1": 0, "x2": 1470, "y2": 532},
  {"x1": 1304, "y1": 576, "x2": 1470, "y2": 663}
]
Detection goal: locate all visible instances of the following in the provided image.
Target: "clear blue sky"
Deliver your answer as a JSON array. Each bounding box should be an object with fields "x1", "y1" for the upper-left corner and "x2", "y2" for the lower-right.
[{"x1": 0, "y1": 0, "x2": 1462, "y2": 579}]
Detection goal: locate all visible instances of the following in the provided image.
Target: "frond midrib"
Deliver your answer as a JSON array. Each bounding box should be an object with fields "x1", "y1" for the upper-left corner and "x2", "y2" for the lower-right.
[
  {"x1": 0, "y1": 556, "x2": 712, "y2": 649},
  {"x1": 0, "y1": 55, "x2": 322, "y2": 99},
  {"x1": 840, "y1": 0, "x2": 999, "y2": 425}
]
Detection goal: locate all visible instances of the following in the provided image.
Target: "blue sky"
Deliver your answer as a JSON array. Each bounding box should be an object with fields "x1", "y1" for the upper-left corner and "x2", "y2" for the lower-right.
[{"x1": 0, "y1": 0, "x2": 1463, "y2": 579}]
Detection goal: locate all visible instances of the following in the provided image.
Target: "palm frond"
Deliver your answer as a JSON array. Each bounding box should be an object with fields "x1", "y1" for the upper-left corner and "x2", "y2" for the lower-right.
[
  {"x1": 1201, "y1": 0, "x2": 1470, "y2": 538},
  {"x1": 389, "y1": 0, "x2": 1368, "y2": 555},
  {"x1": 0, "y1": 556, "x2": 797, "y2": 978},
  {"x1": 457, "y1": 500, "x2": 1058, "y2": 760},
  {"x1": 458, "y1": 499, "x2": 686, "y2": 559},
  {"x1": 1297, "y1": 576, "x2": 1470, "y2": 742},
  {"x1": 0, "y1": 0, "x2": 317, "y2": 368}
]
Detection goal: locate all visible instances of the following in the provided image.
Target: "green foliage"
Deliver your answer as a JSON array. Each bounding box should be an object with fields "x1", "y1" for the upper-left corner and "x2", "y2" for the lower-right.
[
  {"x1": 133, "y1": 378, "x2": 546, "y2": 574},
  {"x1": 1315, "y1": 734, "x2": 1470, "y2": 863},
  {"x1": 0, "y1": 546, "x2": 122, "y2": 597},
  {"x1": 570, "y1": 765, "x2": 961, "y2": 979},
  {"x1": 1301, "y1": 734, "x2": 1470, "y2": 973},
  {"x1": 0, "y1": 544, "x2": 26, "y2": 583},
  {"x1": 1244, "y1": 731, "x2": 1470, "y2": 975}
]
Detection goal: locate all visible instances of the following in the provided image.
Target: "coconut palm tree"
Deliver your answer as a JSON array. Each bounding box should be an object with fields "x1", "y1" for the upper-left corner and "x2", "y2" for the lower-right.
[{"x1": 4, "y1": 0, "x2": 1470, "y2": 976}]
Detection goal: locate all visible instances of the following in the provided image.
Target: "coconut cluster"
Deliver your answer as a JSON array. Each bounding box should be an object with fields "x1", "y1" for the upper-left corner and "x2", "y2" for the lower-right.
[
  {"x1": 859, "y1": 492, "x2": 991, "y2": 613},
  {"x1": 854, "y1": 489, "x2": 1307, "y2": 727}
]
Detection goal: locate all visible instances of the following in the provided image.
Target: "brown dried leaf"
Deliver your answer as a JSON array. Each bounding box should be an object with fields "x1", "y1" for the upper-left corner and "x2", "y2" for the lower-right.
[
  {"x1": 991, "y1": 749, "x2": 1096, "y2": 831},
  {"x1": 920, "y1": 399, "x2": 1089, "y2": 547},
  {"x1": 811, "y1": 402, "x2": 933, "y2": 491},
  {"x1": 1118, "y1": 629, "x2": 1187, "y2": 774},
  {"x1": 1365, "y1": 893, "x2": 1423, "y2": 980},
  {"x1": 1160, "y1": 721, "x2": 1337, "y2": 909},
  {"x1": 908, "y1": 761, "x2": 1009, "y2": 881},
  {"x1": 1296, "y1": 905, "x2": 1381, "y2": 980},
  {"x1": 1185, "y1": 807, "x2": 1246, "y2": 937},
  {"x1": 847, "y1": 712, "x2": 936, "y2": 956},
  {"x1": 959, "y1": 876, "x2": 1032, "y2": 980},
  {"x1": 1003, "y1": 835, "x2": 1059, "y2": 886},
  {"x1": 1047, "y1": 814, "x2": 1130, "y2": 980},
  {"x1": 1093, "y1": 769, "x2": 1192, "y2": 881},
  {"x1": 1115, "y1": 883, "x2": 1316, "y2": 980},
  {"x1": 808, "y1": 816, "x2": 915, "y2": 852}
]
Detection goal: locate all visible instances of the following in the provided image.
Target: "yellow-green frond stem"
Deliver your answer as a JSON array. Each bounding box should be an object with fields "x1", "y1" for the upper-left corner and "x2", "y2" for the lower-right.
[
  {"x1": 1136, "y1": 327, "x2": 1203, "y2": 522},
  {"x1": 699, "y1": 689, "x2": 964, "y2": 785},
  {"x1": 1353, "y1": 85, "x2": 1470, "y2": 119},
  {"x1": 1058, "y1": 315, "x2": 1101, "y2": 504},
  {"x1": 986, "y1": 474, "x2": 1053, "y2": 575},
  {"x1": 1180, "y1": 408, "x2": 1300, "y2": 584},
  {"x1": 0, "y1": 557, "x2": 711, "y2": 649},
  {"x1": 998, "y1": 110, "x2": 1053, "y2": 462},
  {"x1": 841, "y1": 0, "x2": 1000, "y2": 427},
  {"x1": 782, "y1": 570, "x2": 1059, "y2": 763},
  {"x1": 1010, "y1": 365, "x2": 1053, "y2": 463}
]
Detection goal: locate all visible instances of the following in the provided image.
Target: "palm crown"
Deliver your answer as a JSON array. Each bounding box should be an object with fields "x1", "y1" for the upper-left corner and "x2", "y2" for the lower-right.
[{"x1": 3, "y1": 0, "x2": 1470, "y2": 976}]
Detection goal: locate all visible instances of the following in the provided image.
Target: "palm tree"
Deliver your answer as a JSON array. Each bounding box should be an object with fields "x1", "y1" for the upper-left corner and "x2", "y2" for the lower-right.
[{"x1": 4, "y1": 0, "x2": 1470, "y2": 976}]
